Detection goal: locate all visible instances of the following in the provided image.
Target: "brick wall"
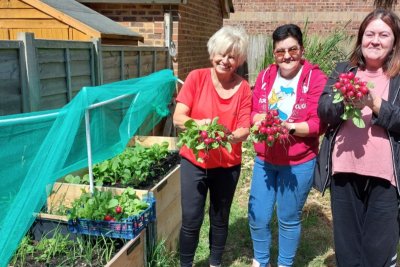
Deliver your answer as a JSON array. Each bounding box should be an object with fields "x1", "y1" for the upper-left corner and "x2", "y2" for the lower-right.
[
  {"x1": 224, "y1": 0, "x2": 400, "y2": 36},
  {"x1": 82, "y1": 1, "x2": 226, "y2": 135},
  {"x1": 176, "y1": 0, "x2": 224, "y2": 79},
  {"x1": 83, "y1": 3, "x2": 168, "y2": 46},
  {"x1": 83, "y1": 1, "x2": 225, "y2": 81}
]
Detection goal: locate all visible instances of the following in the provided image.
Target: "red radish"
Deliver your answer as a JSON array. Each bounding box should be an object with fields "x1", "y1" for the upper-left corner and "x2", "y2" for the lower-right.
[
  {"x1": 104, "y1": 215, "x2": 113, "y2": 221},
  {"x1": 203, "y1": 137, "x2": 213, "y2": 145},
  {"x1": 115, "y1": 206, "x2": 122, "y2": 214},
  {"x1": 250, "y1": 109, "x2": 289, "y2": 146},
  {"x1": 200, "y1": 130, "x2": 208, "y2": 139},
  {"x1": 331, "y1": 71, "x2": 374, "y2": 128}
]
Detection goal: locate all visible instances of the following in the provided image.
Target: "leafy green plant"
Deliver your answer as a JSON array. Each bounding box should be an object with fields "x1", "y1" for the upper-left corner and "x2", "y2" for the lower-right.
[
  {"x1": 64, "y1": 142, "x2": 172, "y2": 187},
  {"x1": 64, "y1": 174, "x2": 87, "y2": 184},
  {"x1": 67, "y1": 187, "x2": 149, "y2": 221},
  {"x1": 11, "y1": 231, "x2": 125, "y2": 266},
  {"x1": 177, "y1": 117, "x2": 232, "y2": 163},
  {"x1": 34, "y1": 233, "x2": 72, "y2": 262}
]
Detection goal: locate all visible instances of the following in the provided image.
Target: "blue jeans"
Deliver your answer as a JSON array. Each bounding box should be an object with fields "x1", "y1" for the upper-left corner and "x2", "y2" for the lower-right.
[{"x1": 248, "y1": 157, "x2": 315, "y2": 267}]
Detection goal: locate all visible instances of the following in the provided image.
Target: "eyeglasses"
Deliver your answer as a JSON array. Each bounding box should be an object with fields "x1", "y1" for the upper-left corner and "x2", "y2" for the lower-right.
[{"x1": 274, "y1": 46, "x2": 301, "y2": 58}]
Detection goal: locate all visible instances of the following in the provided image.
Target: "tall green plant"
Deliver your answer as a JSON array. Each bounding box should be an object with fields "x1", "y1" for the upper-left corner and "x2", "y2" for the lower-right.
[
  {"x1": 257, "y1": 23, "x2": 352, "y2": 75},
  {"x1": 304, "y1": 29, "x2": 351, "y2": 75},
  {"x1": 147, "y1": 239, "x2": 178, "y2": 267}
]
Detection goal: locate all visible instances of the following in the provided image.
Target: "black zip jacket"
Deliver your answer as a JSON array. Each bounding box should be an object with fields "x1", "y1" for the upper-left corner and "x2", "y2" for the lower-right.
[{"x1": 313, "y1": 61, "x2": 400, "y2": 196}]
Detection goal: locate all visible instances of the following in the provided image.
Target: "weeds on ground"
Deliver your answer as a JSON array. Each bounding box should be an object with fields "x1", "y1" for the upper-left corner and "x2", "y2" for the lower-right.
[{"x1": 147, "y1": 239, "x2": 179, "y2": 267}]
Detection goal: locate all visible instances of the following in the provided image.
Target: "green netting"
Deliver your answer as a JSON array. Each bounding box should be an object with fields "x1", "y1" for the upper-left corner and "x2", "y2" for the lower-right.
[{"x1": 0, "y1": 69, "x2": 177, "y2": 266}]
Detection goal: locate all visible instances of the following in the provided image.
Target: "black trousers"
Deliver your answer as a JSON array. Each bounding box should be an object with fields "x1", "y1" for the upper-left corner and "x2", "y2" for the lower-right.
[
  {"x1": 179, "y1": 158, "x2": 240, "y2": 267},
  {"x1": 331, "y1": 173, "x2": 399, "y2": 267}
]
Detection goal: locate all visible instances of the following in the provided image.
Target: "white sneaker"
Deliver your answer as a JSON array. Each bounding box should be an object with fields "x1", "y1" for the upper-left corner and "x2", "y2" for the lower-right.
[{"x1": 251, "y1": 259, "x2": 260, "y2": 267}]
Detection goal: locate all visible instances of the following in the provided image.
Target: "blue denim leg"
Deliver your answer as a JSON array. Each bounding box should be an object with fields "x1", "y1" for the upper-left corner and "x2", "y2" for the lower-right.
[
  {"x1": 248, "y1": 157, "x2": 277, "y2": 267},
  {"x1": 248, "y1": 157, "x2": 315, "y2": 267},
  {"x1": 276, "y1": 158, "x2": 315, "y2": 266}
]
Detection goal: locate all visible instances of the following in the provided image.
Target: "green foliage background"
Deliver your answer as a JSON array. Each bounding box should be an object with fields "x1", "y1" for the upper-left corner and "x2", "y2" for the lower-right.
[{"x1": 258, "y1": 22, "x2": 353, "y2": 75}]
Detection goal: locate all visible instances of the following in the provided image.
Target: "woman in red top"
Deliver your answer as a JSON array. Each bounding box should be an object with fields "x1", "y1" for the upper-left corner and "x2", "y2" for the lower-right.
[{"x1": 173, "y1": 26, "x2": 251, "y2": 267}]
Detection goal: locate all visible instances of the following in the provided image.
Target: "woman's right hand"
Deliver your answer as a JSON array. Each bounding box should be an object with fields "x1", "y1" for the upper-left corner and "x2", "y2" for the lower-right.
[
  {"x1": 195, "y1": 118, "x2": 212, "y2": 126},
  {"x1": 253, "y1": 113, "x2": 266, "y2": 126}
]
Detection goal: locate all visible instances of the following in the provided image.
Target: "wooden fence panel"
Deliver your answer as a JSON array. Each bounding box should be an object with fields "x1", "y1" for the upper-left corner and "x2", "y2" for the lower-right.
[
  {"x1": 0, "y1": 41, "x2": 25, "y2": 115},
  {"x1": 140, "y1": 51, "x2": 155, "y2": 77},
  {"x1": 0, "y1": 33, "x2": 171, "y2": 115},
  {"x1": 155, "y1": 51, "x2": 167, "y2": 72},
  {"x1": 247, "y1": 34, "x2": 269, "y2": 85},
  {"x1": 34, "y1": 39, "x2": 95, "y2": 111},
  {"x1": 102, "y1": 50, "x2": 122, "y2": 84},
  {"x1": 125, "y1": 51, "x2": 140, "y2": 79},
  {"x1": 102, "y1": 45, "x2": 169, "y2": 83}
]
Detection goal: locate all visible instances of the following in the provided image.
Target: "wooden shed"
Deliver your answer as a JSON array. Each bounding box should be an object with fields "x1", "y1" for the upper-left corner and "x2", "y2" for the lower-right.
[{"x1": 0, "y1": 0, "x2": 144, "y2": 45}]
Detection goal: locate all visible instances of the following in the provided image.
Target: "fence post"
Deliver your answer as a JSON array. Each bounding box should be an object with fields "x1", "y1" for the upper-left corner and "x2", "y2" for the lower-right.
[
  {"x1": 92, "y1": 38, "x2": 103, "y2": 86},
  {"x1": 164, "y1": 11, "x2": 173, "y2": 70},
  {"x1": 18, "y1": 32, "x2": 41, "y2": 112}
]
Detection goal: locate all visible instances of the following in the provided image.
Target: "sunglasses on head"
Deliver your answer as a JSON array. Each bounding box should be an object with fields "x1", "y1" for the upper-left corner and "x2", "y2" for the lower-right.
[{"x1": 274, "y1": 46, "x2": 301, "y2": 58}]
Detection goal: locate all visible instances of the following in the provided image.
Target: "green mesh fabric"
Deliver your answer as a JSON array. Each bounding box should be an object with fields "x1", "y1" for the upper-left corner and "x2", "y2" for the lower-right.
[{"x1": 0, "y1": 69, "x2": 177, "y2": 266}]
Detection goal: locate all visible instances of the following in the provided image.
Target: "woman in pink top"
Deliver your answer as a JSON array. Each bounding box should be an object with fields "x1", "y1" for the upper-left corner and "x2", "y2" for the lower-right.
[
  {"x1": 315, "y1": 8, "x2": 400, "y2": 267},
  {"x1": 173, "y1": 26, "x2": 251, "y2": 267}
]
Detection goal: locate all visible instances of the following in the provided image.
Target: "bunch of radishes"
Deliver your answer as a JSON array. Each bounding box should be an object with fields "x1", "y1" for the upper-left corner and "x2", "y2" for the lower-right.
[
  {"x1": 332, "y1": 71, "x2": 374, "y2": 128},
  {"x1": 333, "y1": 72, "x2": 370, "y2": 101},
  {"x1": 177, "y1": 117, "x2": 232, "y2": 163},
  {"x1": 250, "y1": 109, "x2": 289, "y2": 147}
]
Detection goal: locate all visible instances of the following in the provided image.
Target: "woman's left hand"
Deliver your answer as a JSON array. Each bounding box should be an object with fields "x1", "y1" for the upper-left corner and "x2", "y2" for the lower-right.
[
  {"x1": 355, "y1": 90, "x2": 382, "y2": 114},
  {"x1": 228, "y1": 127, "x2": 250, "y2": 144},
  {"x1": 253, "y1": 113, "x2": 266, "y2": 126}
]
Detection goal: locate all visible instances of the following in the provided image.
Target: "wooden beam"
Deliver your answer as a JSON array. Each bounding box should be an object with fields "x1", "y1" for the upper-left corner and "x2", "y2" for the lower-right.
[
  {"x1": 0, "y1": 19, "x2": 69, "y2": 28},
  {"x1": 0, "y1": 9, "x2": 52, "y2": 19},
  {"x1": 21, "y1": 0, "x2": 99, "y2": 37},
  {"x1": 0, "y1": 0, "x2": 31, "y2": 8},
  {"x1": 77, "y1": 0, "x2": 184, "y2": 3},
  {"x1": 101, "y1": 38, "x2": 139, "y2": 46}
]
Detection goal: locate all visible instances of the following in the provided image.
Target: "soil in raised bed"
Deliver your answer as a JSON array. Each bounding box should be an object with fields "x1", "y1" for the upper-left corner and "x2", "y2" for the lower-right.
[{"x1": 104, "y1": 150, "x2": 180, "y2": 190}]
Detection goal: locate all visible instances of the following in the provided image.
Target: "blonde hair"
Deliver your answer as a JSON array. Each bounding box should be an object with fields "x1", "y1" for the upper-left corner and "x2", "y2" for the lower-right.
[{"x1": 207, "y1": 26, "x2": 249, "y2": 66}]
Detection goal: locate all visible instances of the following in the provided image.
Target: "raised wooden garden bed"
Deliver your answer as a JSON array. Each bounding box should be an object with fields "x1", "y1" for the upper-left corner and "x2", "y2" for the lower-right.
[
  {"x1": 48, "y1": 166, "x2": 180, "y2": 251},
  {"x1": 27, "y1": 212, "x2": 146, "y2": 267},
  {"x1": 48, "y1": 136, "x2": 181, "y2": 250}
]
